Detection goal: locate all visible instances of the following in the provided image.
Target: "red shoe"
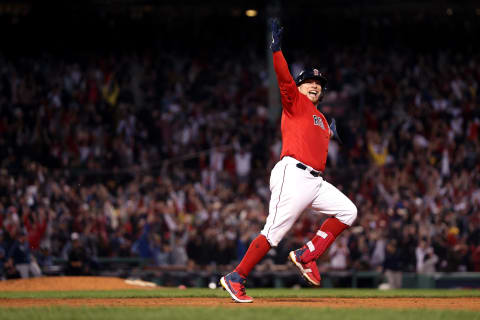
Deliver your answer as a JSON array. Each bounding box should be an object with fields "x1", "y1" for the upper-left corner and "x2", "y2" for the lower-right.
[
  {"x1": 220, "y1": 272, "x2": 253, "y2": 303},
  {"x1": 289, "y1": 248, "x2": 321, "y2": 286}
]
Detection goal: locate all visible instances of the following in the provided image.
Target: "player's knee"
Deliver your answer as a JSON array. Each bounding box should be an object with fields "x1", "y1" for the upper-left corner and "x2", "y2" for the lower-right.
[
  {"x1": 348, "y1": 203, "x2": 358, "y2": 224},
  {"x1": 337, "y1": 200, "x2": 357, "y2": 226}
]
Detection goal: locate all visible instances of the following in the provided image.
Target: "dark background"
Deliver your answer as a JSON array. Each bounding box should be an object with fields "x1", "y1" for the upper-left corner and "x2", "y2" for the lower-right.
[{"x1": 2, "y1": 0, "x2": 480, "y2": 52}]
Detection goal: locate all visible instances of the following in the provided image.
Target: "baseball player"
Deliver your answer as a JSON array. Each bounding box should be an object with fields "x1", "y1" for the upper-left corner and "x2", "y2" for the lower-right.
[{"x1": 220, "y1": 18, "x2": 357, "y2": 303}]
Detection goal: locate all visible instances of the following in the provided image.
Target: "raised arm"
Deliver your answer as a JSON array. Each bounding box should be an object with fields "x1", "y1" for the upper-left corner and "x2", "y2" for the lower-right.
[{"x1": 270, "y1": 18, "x2": 298, "y2": 112}]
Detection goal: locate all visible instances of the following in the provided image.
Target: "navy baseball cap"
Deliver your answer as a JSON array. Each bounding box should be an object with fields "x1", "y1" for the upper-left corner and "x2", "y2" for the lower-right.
[{"x1": 295, "y1": 68, "x2": 327, "y2": 88}]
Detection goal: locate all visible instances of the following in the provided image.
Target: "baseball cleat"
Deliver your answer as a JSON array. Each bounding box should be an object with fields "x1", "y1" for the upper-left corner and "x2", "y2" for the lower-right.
[
  {"x1": 220, "y1": 272, "x2": 253, "y2": 303},
  {"x1": 289, "y1": 249, "x2": 321, "y2": 286}
]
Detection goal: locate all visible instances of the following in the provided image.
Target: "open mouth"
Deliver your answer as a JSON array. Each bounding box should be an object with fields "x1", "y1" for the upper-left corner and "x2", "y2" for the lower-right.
[{"x1": 308, "y1": 90, "x2": 318, "y2": 99}]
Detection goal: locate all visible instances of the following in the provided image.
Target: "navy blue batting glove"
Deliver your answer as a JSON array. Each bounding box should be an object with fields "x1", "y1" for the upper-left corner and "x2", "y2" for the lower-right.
[
  {"x1": 270, "y1": 18, "x2": 283, "y2": 52},
  {"x1": 329, "y1": 118, "x2": 343, "y2": 144}
]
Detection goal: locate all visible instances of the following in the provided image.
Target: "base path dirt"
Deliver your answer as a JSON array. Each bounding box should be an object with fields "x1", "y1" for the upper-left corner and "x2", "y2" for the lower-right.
[
  {"x1": 0, "y1": 277, "x2": 479, "y2": 311},
  {"x1": 0, "y1": 297, "x2": 479, "y2": 310}
]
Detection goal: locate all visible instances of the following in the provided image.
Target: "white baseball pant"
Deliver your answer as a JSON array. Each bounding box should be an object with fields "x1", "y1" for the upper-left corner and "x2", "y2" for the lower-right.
[{"x1": 261, "y1": 156, "x2": 357, "y2": 247}]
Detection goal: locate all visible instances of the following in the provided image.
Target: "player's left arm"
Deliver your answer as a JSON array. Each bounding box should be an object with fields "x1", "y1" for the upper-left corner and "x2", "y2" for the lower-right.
[{"x1": 329, "y1": 118, "x2": 343, "y2": 144}]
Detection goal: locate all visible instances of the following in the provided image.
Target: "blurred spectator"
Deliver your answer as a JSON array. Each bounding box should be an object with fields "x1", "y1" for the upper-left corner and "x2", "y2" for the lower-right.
[
  {"x1": 6, "y1": 230, "x2": 42, "y2": 278},
  {"x1": 152, "y1": 234, "x2": 171, "y2": 266},
  {"x1": 0, "y1": 231, "x2": 5, "y2": 280},
  {"x1": 383, "y1": 240, "x2": 403, "y2": 289},
  {"x1": 131, "y1": 217, "x2": 154, "y2": 260},
  {"x1": 234, "y1": 147, "x2": 252, "y2": 183},
  {"x1": 329, "y1": 238, "x2": 349, "y2": 271},
  {"x1": 415, "y1": 239, "x2": 438, "y2": 274},
  {"x1": 472, "y1": 244, "x2": 480, "y2": 272},
  {"x1": 66, "y1": 233, "x2": 90, "y2": 275},
  {"x1": 348, "y1": 232, "x2": 371, "y2": 271},
  {"x1": 370, "y1": 231, "x2": 387, "y2": 269},
  {"x1": 22, "y1": 206, "x2": 48, "y2": 251},
  {"x1": 170, "y1": 230, "x2": 189, "y2": 267},
  {"x1": 367, "y1": 131, "x2": 391, "y2": 167},
  {"x1": 36, "y1": 245, "x2": 55, "y2": 271}
]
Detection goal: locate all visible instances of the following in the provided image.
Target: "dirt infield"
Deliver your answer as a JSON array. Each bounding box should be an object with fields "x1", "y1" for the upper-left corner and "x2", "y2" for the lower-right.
[
  {"x1": 0, "y1": 276, "x2": 156, "y2": 291},
  {"x1": 1, "y1": 297, "x2": 479, "y2": 310},
  {"x1": 0, "y1": 277, "x2": 479, "y2": 310}
]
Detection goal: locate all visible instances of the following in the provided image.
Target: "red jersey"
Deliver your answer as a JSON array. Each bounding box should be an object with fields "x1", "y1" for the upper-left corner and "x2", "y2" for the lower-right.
[{"x1": 273, "y1": 51, "x2": 330, "y2": 171}]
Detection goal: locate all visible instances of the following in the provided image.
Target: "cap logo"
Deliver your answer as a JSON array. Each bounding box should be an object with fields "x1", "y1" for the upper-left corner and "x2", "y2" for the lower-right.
[{"x1": 313, "y1": 69, "x2": 319, "y2": 76}]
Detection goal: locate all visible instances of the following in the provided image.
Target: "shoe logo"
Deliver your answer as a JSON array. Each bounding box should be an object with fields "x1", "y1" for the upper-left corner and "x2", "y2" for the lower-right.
[
  {"x1": 295, "y1": 248, "x2": 306, "y2": 259},
  {"x1": 226, "y1": 280, "x2": 238, "y2": 295}
]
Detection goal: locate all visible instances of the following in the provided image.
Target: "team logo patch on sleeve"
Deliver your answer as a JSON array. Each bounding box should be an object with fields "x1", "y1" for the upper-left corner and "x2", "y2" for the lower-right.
[{"x1": 313, "y1": 115, "x2": 325, "y2": 130}]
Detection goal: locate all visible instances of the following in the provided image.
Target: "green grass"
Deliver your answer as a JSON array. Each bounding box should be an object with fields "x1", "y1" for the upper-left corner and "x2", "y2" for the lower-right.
[
  {"x1": 1, "y1": 289, "x2": 479, "y2": 320},
  {"x1": 0, "y1": 307, "x2": 479, "y2": 320},
  {"x1": 1, "y1": 288, "x2": 480, "y2": 299}
]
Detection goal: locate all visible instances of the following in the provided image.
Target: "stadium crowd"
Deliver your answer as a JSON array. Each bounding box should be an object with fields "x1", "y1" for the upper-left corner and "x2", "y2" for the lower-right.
[{"x1": 1, "y1": 27, "x2": 480, "y2": 282}]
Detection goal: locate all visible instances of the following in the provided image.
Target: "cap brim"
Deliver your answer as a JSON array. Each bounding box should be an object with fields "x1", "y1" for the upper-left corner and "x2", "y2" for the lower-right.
[{"x1": 296, "y1": 75, "x2": 327, "y2": 87}]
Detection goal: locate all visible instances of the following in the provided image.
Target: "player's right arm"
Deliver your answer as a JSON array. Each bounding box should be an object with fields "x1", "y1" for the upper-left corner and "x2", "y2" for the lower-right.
[{"x1": 270, "y1": 18, "x2": 298, "y2": 113}]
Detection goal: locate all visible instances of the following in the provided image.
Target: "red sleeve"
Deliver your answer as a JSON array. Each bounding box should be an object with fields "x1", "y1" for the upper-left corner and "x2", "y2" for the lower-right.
[
  {"x1": 23, "y1": 214, "x2": 32, "y2": 232},
  {"x1": 39, "y1": 218, "x2": 47, "y2": 235},
  {"x1": 273, "y1": 51, "x2": 299, "y2": 114}
]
